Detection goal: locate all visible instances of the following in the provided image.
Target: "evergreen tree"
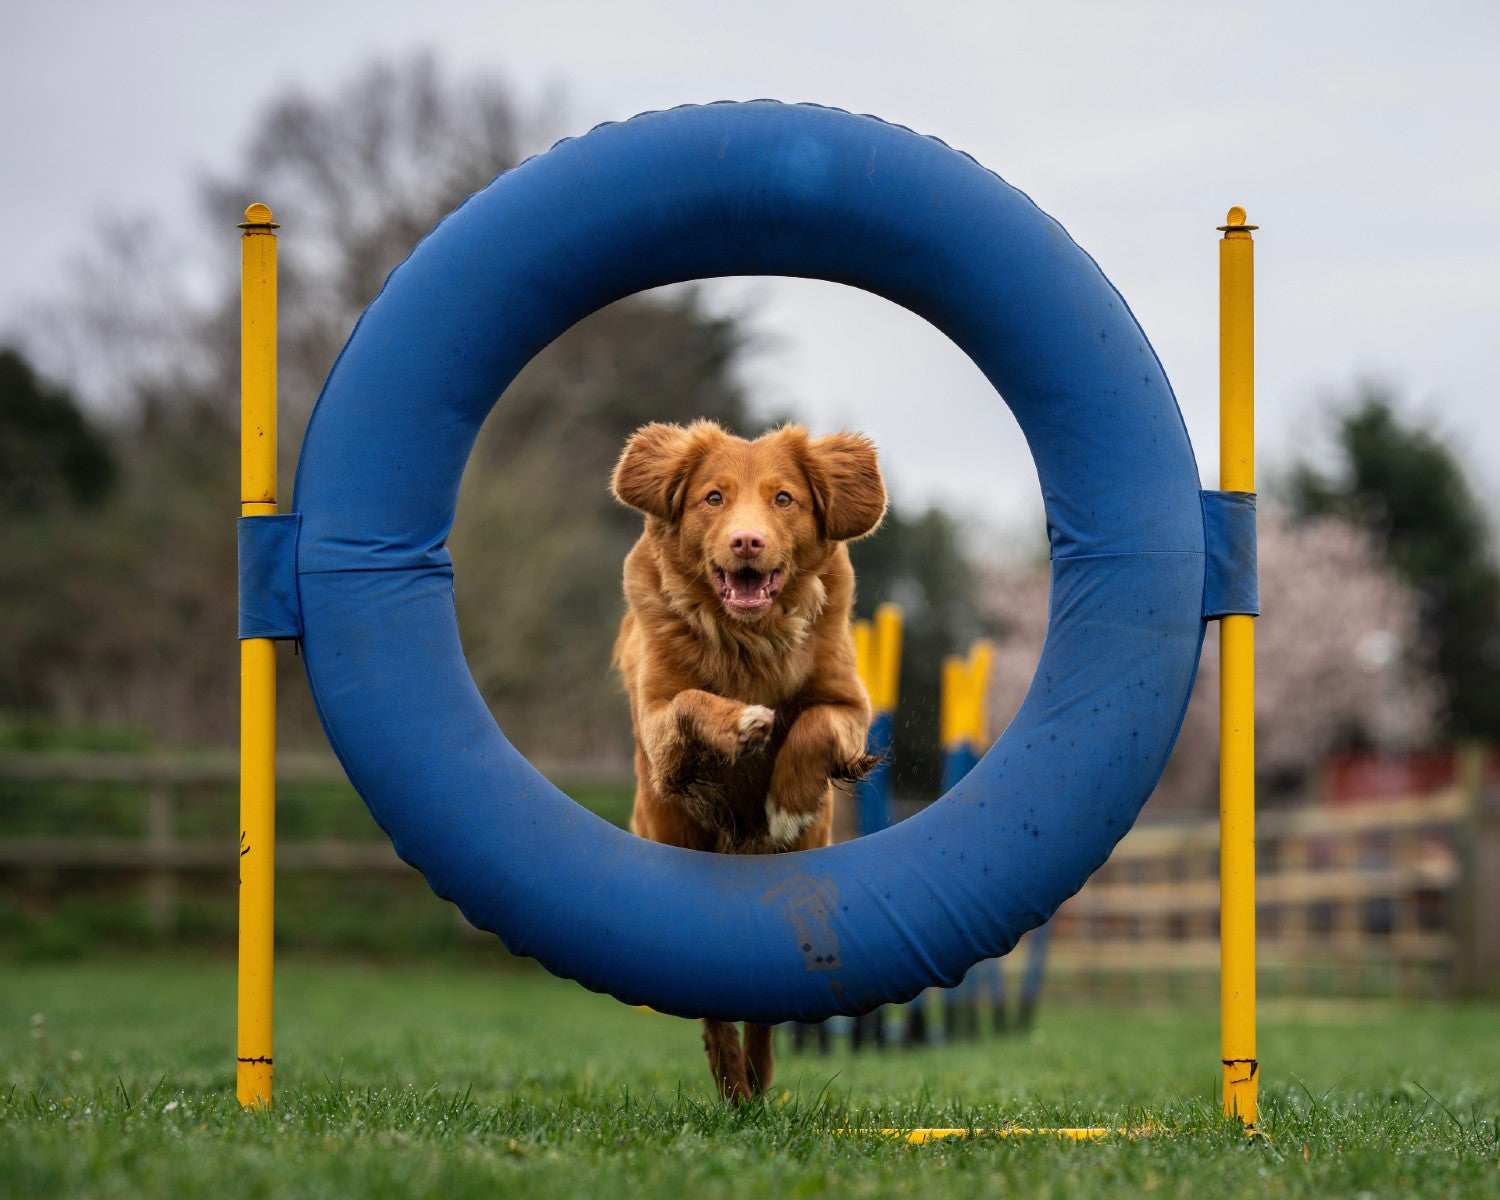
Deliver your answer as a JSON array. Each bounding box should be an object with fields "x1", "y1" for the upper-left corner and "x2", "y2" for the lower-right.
[{"x1": 0, "y1": 348, "x2": 116, "y2": 513}]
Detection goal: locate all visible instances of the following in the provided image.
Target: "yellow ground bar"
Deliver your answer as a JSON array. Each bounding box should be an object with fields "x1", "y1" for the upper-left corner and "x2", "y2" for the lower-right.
[{"x1": 853, "y1": 1127, "x2": 1145, "y2": 1143}]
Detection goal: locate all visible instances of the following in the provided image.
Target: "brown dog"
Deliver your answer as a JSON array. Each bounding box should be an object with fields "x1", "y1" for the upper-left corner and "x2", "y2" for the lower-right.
[{"x1": 611, "y1": 419, "x2": 886, "y2": 1102}]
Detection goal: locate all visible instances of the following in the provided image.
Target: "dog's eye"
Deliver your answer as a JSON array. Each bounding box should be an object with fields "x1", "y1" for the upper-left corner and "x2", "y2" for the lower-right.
[
  {"x1": 775, "y1": 491, "x2": 794, "y2": 507},
  {"x1": 705, "y1": 490, "x2": 723, "y2": 506}
]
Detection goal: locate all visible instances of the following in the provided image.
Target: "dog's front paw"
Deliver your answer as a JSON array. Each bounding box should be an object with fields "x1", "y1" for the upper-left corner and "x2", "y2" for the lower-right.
[
  {"x1": 736, "y1": 705, "x2": 775, "y2": 750},
  {"x1": 832, "y1": 751, "x2": 884, "y2": 783},
  {"x1": 764, "y1": 801, "x2": 819, "y2": 849}
]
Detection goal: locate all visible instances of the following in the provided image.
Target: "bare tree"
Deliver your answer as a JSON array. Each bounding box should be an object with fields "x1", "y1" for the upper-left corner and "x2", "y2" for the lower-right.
[{"x1": 1, "y1": 55, "x2": 753, "y2": 754}]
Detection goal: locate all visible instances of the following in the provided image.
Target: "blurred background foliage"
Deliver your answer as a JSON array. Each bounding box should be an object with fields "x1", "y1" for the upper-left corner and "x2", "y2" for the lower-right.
[
  {"x1": 1, "y1": 54, "x2": 1495, "y2": 806},
  {"x1": 1284, "y1": 385, "x2": 1500, "y2": 743},
  {"x1": 0, "y1": 55, "x2": 992, "y2": 794}
]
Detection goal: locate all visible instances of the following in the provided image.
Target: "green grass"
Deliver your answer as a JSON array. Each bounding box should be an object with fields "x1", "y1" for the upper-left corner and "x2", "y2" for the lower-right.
[{"x1": 3, "y1": 957, "x2": 1497, "y2": 1198}]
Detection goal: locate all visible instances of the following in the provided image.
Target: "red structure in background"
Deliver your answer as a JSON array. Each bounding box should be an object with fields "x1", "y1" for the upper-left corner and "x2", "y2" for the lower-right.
[{"x1": 1325, "y1": 748, "x2": 1500, "y2": 805}]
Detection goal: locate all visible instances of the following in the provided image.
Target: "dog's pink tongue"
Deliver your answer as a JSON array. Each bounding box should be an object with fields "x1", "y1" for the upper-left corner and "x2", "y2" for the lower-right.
[{"x1": 727, "y1": 570, "x2": 767, "y2": 601}]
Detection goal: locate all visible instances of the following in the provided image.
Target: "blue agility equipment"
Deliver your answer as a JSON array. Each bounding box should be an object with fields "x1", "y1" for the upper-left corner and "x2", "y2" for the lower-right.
[{"x1": 259, "y1": 101, "x2": 1256, "y2": 1023}]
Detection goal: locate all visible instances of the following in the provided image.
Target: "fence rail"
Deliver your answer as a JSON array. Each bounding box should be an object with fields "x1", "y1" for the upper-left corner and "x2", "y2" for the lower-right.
[
  {"x1": 4, "y1": 749, "x2": 1497, "y2": 995},
  {"x1": 1047, "y1": 764, "x2": 1500, "y2": 998},
  {"x1": 0, "y1": 750, "x2": 631, "y2": 940}
]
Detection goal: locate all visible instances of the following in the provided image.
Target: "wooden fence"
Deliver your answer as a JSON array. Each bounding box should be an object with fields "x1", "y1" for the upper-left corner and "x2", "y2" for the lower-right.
[
  {"x1": 4, "y1": 749, "x2": 1497, "y2": 996},
  {"x1": 0, "y1": 750, "x2": 626, "y2": 941},
  {"x1": 1046, "y1": 752, "x2": 1500, "y2": 998}
]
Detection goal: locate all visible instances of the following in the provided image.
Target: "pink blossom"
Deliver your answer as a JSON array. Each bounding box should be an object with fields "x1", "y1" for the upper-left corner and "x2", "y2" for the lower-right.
[{"x1": 982, "y1": 510, "x2": 1439, "y2": 811}]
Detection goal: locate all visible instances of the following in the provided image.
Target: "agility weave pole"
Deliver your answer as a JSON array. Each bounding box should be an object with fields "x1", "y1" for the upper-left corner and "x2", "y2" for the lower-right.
[
  {"x1": 941, "y1": 640, "x2": 996, "y2": 791},
  {"x1": 236, "y1": 202, "x2": 278, "y2": 1109},
  {"x1": 234, "y1": 103, "x2": 1259, "y2": 1124},
  {"x1": 852, "y1": 603, "x2": 902, "y2": 836},
  {"x1": 1219, "y1": 206, "x2": 1259, "y2": 1125}
]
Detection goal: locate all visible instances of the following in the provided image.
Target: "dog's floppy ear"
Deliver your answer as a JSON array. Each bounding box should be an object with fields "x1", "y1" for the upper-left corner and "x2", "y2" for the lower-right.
[
  {"x1": 805, "y1": 431, "x2": 887, "y2": 542},
  {"x1": 611, "y1": 421, "x2": 712, "y2": 521}
]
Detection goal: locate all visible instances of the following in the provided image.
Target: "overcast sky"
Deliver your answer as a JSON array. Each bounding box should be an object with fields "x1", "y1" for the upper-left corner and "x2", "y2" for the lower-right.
[{"x1": 5, "y1": 0, "x2": 1497, "y2": 547}]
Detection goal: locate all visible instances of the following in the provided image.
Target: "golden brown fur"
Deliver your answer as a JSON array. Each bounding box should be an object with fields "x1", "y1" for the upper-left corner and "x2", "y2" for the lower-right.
[{"x1": 611, "y1": 419, "x2": 887, "y2": 1102}]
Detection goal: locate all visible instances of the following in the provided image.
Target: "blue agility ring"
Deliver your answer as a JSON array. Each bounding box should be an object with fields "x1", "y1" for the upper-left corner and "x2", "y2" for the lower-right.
[{"x1": 292, "y1": 101, "x2": 1206, "y2": 1022}]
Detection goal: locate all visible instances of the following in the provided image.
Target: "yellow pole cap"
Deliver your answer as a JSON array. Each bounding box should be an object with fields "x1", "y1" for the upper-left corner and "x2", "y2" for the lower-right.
[
  {"x1": 1217, "y1": 206, "x2": 1258, "y2": 235},
  {"x1": 239, "y1": 203, "x2": 280, "y2": 230}
]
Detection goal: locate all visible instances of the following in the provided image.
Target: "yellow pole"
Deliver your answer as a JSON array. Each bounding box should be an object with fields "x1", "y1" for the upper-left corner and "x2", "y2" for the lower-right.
[
  {"x1": 853, "y1": 619, "x2": 873, "y2": 697},
  {"x1": 966, "y1": 640, "x2": 995, "y2": 748},
  {"x1": 237, "y1": 202, "x2": 278, "y2": 1109},
  {"x1": 940, "y1": 656, "x2": 964, "y2": 751},
  {"x1": 1218, "y1": 205, "x2": 1258, "y2": 1125},
  {"x1": 872, "y1": 602, "x2": 904, "y2": 712}
]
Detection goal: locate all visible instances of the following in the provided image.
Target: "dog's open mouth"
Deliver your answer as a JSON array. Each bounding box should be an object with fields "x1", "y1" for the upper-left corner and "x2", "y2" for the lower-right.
[{"x1": 712, "y1": 567, "x2": 784, "y2": 617}]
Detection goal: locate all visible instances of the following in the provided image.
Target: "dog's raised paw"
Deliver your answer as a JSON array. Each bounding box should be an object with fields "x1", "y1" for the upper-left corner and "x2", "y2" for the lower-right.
[
  {"x1": 736, "y1": 705, "x2": 775, "y2": 748},
  {"x1": 765, "y1": 802, "x2": 818, "y2": 848},
  {"x1": 832, "y1": 751, "x2": 884, "y2": 784}
]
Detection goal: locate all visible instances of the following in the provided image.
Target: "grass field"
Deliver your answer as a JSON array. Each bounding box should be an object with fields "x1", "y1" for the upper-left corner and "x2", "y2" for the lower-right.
[{"x1": 2, "y1": 955, "x2": 1497, "y2": 1199}]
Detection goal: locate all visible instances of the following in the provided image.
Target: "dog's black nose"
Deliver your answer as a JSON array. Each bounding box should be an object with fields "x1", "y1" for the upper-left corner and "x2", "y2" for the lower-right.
[{"x1": 730, "y1": 529, "x2": 766, "y2": 559}]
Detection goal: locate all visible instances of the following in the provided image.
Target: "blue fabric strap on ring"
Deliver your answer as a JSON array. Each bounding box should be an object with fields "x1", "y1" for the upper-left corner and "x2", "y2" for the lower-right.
[
  {"x1": 1201, "y1": 490, "x2": 1259, "y2": 618},
  {"x1": 237, "y1": 513, "x2": 303, "y2": 640}
]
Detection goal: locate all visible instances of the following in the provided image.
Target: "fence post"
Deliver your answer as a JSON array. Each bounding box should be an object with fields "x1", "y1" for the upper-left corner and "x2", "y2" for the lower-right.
[
  {"x1": 1455, "y1": 746, "x2": 1500, "y2": 995},
  {"x1": 144, "y1": 774, "x2": 176, "y2": 937}
]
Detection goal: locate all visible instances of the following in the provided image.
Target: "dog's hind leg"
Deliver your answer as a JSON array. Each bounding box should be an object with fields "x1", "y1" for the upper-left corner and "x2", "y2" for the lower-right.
[
  {"x1": 702, "y1": 1019, "x2": 752, "y2": 1103},
  {"x1": 744, "y1": 1023, "x2": 774, "y2": 1095}
]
